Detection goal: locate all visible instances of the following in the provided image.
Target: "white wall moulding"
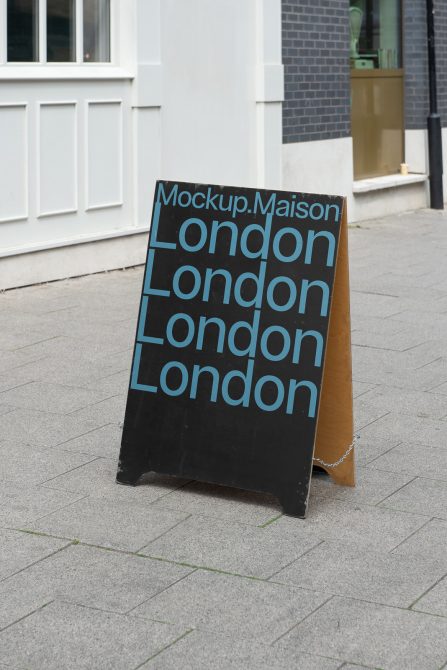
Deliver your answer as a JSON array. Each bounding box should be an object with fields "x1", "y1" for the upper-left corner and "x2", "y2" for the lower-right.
[
  {"x1": 0, "y1": 67, "x2": 134, "y2": 81},
  {"x1": 0, "y1": 226, "x2": 150, "y2": 258},
  {"x1": 159, "y1": 0, "x2": 257, "y2": 187},
  {"x1": 352, "y1": 173, "x2": 428, "y2": 194},
  {"x1": 132, "y1": 107, "x2": 162, "y2": 227},
  {"x1": 255, "y1": 0, "x2": 282, "y2": 188},
  {"x1": 0, "y1": 103, "x2": 28, "y2": 224},
  {"x1": 255, "y1": 64, "x2": 284, "y2": 103},
  {"x1": 38, "y1": 102, "x2": 77, "y2": 217},
  {"x1": 405, "y1": 129, "x2": 428, "y2": 175},
  {"x1": 132, "y1": 64, "x2": 162, "y2": 108},
  {"x1": 86, "y1": 100, "x2": 123, "y2": 210},
  {"x1": 353, "y1": 182, "x2": 428, "y2": 221},
  {"x1": 0, "y1": 231, "x2": 149, "y2": 291}
]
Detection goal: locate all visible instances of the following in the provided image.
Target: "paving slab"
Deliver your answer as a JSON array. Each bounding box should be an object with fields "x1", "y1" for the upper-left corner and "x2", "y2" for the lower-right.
[
  {"x1": 41, "y1": 457, "x2": 188, "y2": 503},
  {"x1": 0, "y1": 443, "x2": 95, "y2": 485},
  {"x1": 358, "y1": 412, "x2": 447, "y2": 450},
  {"x1": 68, "y1": 394, "x2": 127, "y2": 427},
  {"x1": 0, "y1": 601, "x2": 186, "y2": 670},
  {"x1": 274, "y1": 497, "x2": 427, "y2": 551},
  {"x1": 151, "y1": 480, "x2": 280, "y2": 526},
  {"x1": 132, "y1": 569, "x2": 329, "y2": 643},
  {"x1": 0, "y1": 483, "x2": 84, "y2": 527},
  {"x1": 28, "y1": 496, "x2": 189, "y2": 551},
  {"x1": 140, "y1": 629, "x2": 342, "y2": 670},
  {"x1": 59, "y1": 424, "x2": 123, "y2": 458},
  {"x1": 369, "y1": 442, "x2": 447, "y2": 481},
  {"x1": 272, "y1": 539, "x2": 446, "y2": 608},
  {"x1": 354, "y1": 436, "x2": 402, "y2": 467},
  {"x1": 0, "y1": 408, "x2": 101, "y2": 449},
  {"x1": 310, "y1": 466, "x2": 413, "y2": 506},
  {"x1": 0, "y1": 528, "x2": 69, "y2": 581},
  {"x1": 0, "y1": 405, "x2": 14, "y2": 417},
  {"x1": 0, "y1": 381, "x2": 112, "y2": 415},
  {"x1": 0, "y1": 544, "x2": 193, "y2": 617},
  {"x1": 379, "y1": 477, "x2": 447, "y2": 519},
  {"x1": 358, "y1": 386, "x2": 447, "y2": 420},
  {"x1": 352, "y1": 381, "x2": 377, "y2": 399},
  {"x1": 139, "y1": 514, "x2": 321, "y2": 578},
  {"x1": 412, "y1": 574, "x2": 447, "y2": 617},
  {"x1": 0, "y1": 366, "x2": 39, "y2": 393},
  {"x1": 391, "y1": 518, "x2": 447, "y2": 564},
  {"x1": 350, "y1": 328, "x2": 427, "y2": 352},
  {"x1": 11, "y1": 349, "x2": 130, "y2": 387},
  {"x1": 277, "y1": 596, "x2": 447, "y2": 669},
  {"x1": 82, "y1": 370, "x2": 130, "y2": 397}
]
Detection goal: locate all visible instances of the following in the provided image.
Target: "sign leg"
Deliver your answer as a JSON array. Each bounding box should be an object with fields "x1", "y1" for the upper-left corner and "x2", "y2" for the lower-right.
[
  {"x1": 116, "y1": 466, "x2": 144, "y2": 487},
  {"x1": 278, "y1": 489, "x2": 308, "y2": 518}
]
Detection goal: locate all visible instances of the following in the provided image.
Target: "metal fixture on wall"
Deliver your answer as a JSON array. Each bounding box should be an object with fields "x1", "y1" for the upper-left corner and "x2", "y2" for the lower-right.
[{"x1": 426, "y1": 0, "x2": 444, "y2": 209}]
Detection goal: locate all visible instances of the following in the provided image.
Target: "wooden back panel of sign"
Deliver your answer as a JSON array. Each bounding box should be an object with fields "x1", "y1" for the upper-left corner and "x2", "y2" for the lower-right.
[
  {"x1": 313, "y1": 206, "x2": 355, "y2": 486},
  {"x1": 117, "y1": 182, "x2": 355, "y2": 518}
]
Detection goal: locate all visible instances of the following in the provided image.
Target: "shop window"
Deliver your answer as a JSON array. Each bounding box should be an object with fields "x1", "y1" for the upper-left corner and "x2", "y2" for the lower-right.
[
  {"x1": 83, "y1": 0, "x2": 110, "y2": 62},
  {"x1": 350, "y1": 0, "x2": 404, "y2": 180},
  {"x1": 7, "y1": 0, "x2": 39, "y2": 62},
  {"x1": 350, "y1": 0, "x2": 402, "y2": 70},
  {"x1": 6, "y1": 0, "x2": 111, "y2": 63},
  {"x1": 47, "y1": 0, "x2": 75, "y2": 62}
]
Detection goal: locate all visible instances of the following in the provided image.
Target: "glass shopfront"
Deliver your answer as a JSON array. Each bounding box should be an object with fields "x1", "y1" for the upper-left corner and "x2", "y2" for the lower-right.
[{"x1": 350, "y1": 0, "x2": 404, "y2": 179}]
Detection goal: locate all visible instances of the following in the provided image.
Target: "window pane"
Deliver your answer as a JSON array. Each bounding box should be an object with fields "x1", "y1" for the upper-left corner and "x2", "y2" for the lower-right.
[
  {"x1": 47, "y1": 0, "x2": 75, "y2": 62},
  {"x1": 350, "y1": 0, "x2": 402, "y2": 70},
  {"x1": 83, "y1": 0, "x2": 110, "y2": 62},
  {"x1": 7, "y1": 0, "x2": 39, "y2": 62}
]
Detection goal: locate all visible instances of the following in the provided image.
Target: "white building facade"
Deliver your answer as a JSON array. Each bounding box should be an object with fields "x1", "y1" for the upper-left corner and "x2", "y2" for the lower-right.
[{"x1": 0, "y1": 0, "x2": 444, "y2": 289}]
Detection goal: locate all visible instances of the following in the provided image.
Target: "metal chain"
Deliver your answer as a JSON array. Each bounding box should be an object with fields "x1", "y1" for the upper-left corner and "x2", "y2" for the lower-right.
[{"x1": 313, "y1": 435, "x2": 359, "y2": 469}]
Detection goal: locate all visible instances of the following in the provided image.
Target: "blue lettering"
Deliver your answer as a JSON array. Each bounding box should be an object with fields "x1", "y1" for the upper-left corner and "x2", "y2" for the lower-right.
[
  {"x1": 266, "y1": 276, "x2": 297, "y2": 312},
  {"x1": 287, "y1": 380, "x2": 318, "y2": 417},
  {"x1": 304, "y1": 230, "x2": 336, "y2": 267},
  {"x1": 293, "y1": 330, "x2": 324, "y2": 367},
  {"x1": 240, "y1": 213, "x2": 272, "y2": 260},
  {"x1": 234, "y1": 261, "x2": 266, "y2": 308},
  {"x1": 203, "y1": 268, "x2": 232, "y2": 304},
  {"x1": 166, "y1": 313, "x2": 195, "y2": 348},
  {"x1": 172, "y1": 265, "x2": 201, "y2": 300},
  {"x1": 130, "y1": 343, "x2": 157, "y2": 393},
  {"x1": 254, "y1": 375, "x2": 285, "y2": 412},
  {"x1": 190, "y1": 365, "x2": 219, "y2": 402},
  {"x1": 160, "y1": 361, "x2": 188, "y2": 397},
  {"x1": 227, "y1": 310, "x2": 260, "y2": 358},
  {"x1": 272, "y1": 227, "x2": 303, "y2": 263},
  {"x1": 298, "y1": 280, "x2": 330, "y2": 317},
  {"x1": 221, "y1": 359, "x2": 254, "y2": 407},
  {"x1": 143, "y1": 250, "x2": 170, "y2": 297},
  {"x1": 260, "y1": 325, "x2": 290, "y2": 361},
  {"x1": 179, "y1": 217, "x2": 207, "y2": 252}
]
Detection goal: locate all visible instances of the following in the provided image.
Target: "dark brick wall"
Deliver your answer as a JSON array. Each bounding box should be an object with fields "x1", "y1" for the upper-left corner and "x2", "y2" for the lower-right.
[
  {"x1": 435, "y1": 1, "x2": 447, "y2": 127},
  {"x1": 404, "y1": 0, "x2": 429, "y2": 129},
  {"x1": 405, "y1": 0, "x2": 447, "y2": 129},
  {"x1": 282, "y1": 0, "x2": 351, "y2": 144}
]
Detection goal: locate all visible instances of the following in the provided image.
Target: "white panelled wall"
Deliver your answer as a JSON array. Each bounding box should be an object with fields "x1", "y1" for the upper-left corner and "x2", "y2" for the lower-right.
[{"x1": 0, "y1": 0, "x2": 284, "y2": 289}]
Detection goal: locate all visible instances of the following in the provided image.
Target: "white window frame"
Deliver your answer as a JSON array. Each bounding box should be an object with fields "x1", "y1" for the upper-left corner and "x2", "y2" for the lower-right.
[{"x1": 0, "y1": 0, "x2": 121, "y2": 74}]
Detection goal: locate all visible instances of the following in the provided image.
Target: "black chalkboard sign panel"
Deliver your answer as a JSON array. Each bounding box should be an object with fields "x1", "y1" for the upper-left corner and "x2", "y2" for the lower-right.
[{"x1": 117, "y1": 181, "x2": 349, "y2": 517}]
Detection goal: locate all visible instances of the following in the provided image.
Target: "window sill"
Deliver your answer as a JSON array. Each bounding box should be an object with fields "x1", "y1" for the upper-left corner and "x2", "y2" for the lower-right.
[
  {"x1": 0, "y1": 65, "x2": 134, "y2": 81},
  {"x1": 353, "y1": 173, "x2": 428, "y2": 194}
]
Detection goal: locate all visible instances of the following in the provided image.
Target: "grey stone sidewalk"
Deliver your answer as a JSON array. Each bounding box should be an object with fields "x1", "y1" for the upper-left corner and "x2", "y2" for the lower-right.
[{"x1": 1, "y1": 208, "x2": 447, "y2": 669}]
